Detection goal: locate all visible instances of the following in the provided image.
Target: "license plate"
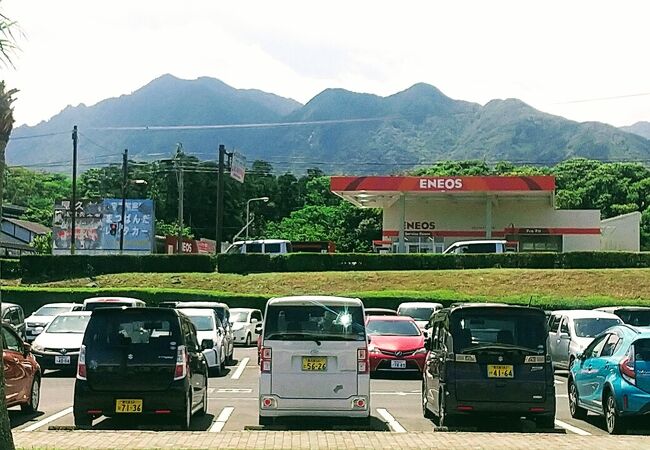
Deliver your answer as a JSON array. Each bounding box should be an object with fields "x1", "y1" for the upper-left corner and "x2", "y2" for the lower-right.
[
  {"x1": 391, "y1": 360, "x2": 407, "y2": 369},
  {"x1": 55, "y1": 355, "x2": 71, "y2": 365},
  {"x1": 487, "y1": 364, "x2": 514, "y2": 378},
  {"x1": 302, "y1": 356, "x2": 327, "y2": 371},
  {"x1": 115, "y1": 399, "x2": 143, "y2": 413}
]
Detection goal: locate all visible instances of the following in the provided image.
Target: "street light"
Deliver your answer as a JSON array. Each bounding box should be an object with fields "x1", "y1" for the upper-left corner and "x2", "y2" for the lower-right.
[{"x1": 246, "y1": 197, "x2": 269, "y2": 239}]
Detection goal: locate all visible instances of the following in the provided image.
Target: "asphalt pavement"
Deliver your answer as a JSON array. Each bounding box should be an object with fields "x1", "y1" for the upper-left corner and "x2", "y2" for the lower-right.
[{"x1": 9, "y1": 347, "x2": 650, "y2": 438}]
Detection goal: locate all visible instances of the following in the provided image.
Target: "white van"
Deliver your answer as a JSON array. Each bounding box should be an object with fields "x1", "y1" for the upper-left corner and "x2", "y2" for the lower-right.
[
  {"x1": 225, "y1": 239, "x2": 292, "y2": 255},
  {"x1": 442, "y1": 239, "x2": 509, "y2": 254},
  {"x1": 82, "y1": 297, "x2": 146, "y2": 311},
  {"x1": 258, "y1": 296, "x2": 370, "y2": 425}
]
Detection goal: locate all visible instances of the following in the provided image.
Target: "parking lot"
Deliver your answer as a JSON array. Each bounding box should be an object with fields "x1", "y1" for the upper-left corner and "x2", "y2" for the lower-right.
[{"x1": 9, "y1": 346, "x2": 649, "y2": 438}]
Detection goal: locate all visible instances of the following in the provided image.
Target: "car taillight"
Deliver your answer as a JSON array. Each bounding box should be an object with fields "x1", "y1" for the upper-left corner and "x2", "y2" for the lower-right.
[
  {"x1": 358, "y1": 347, "x2": 369, "y2": 373},
  {"x1": 174, "y1": 345, "x2": 188, "y2": 381},
  {"x1": 261, "y1": 346, "x2": 272, "y2": 373},
  {"x1": 76, "y1": 345, "x2": 87, "y2": 380},
  {"x1": 620, "y1": 346, "x2": 636, "y2": 385}
]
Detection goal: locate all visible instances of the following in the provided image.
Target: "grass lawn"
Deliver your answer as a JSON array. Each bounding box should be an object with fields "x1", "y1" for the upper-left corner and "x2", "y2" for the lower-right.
[{"x1": 20, "y1": 268, "x2": 650, "y2": 301}]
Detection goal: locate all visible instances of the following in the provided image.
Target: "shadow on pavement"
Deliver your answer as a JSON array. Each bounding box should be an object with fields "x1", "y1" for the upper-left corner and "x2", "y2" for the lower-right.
[
  {"x1": 248, "y1": 416, "x2": 389, "y2": 431},
  {"x1": 89, "y1": 412, "x2": 216, "y2": 431},
  {"x1": 42, "y1": 369, "x2": 76, "y2": 378},
  {"x1": 9, "y1": 409, "x2": 45, "y2": 428},
  {"x1": 581, "y1": 414, "x2": 650, "y2": 435},
  {"x1": 428, "y1": 416, "x2": 566, "y2": 434},
  {"x1": 370, "y1": 371, "x2": 422, "y2": 381}
]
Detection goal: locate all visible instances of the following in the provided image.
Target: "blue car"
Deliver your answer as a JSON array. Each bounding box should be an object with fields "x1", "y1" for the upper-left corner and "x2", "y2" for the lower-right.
[{"x1": 568, "y1": 324, "x2": 650, "y2": 434}]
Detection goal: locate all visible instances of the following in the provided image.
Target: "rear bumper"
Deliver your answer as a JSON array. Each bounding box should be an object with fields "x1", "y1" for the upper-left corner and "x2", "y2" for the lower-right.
[
  {"x1": 74, "y1": 380, "x2": 188, "y2": 417},
  {"x1": 615, "y1": 384, "x2": 650, "y2": 416},
  {"x1": 33, "y1": 352, "x2": 79, "y2": 370},
  {"x1": 258, "y1": 394, "x2": 370, "y2": 418},
  {"x1": 445, "y1": 388, "x2": 556, "y2": 417}
]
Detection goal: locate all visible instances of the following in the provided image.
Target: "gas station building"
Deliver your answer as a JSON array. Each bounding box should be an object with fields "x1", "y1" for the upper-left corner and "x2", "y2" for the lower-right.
[{"x1": 330, "y1": 175, "x2": 640, "y2": 253}]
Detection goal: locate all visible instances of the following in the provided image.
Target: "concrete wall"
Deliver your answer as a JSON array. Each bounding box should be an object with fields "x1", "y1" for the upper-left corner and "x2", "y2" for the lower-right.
[{"x1": 600, "y1": 212, "x2": 641, "y2": 251}]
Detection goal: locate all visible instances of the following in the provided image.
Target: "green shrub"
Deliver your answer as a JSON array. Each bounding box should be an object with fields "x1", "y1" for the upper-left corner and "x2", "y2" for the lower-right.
[
  {"x1": 0, "y1": 258, "x2": 21, "y2": 279},
  {"x1": 21, "y1": 254, "x2": 216, "y2": 282}
]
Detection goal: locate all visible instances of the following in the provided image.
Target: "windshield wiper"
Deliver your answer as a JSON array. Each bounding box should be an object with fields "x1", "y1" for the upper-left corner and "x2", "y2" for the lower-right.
[
  {"x1": 459, "y1": 343, "x2": 542, "y2": 354},
  {"x1": 265, "y1": 332, "x2": 321, "y2": 345}
]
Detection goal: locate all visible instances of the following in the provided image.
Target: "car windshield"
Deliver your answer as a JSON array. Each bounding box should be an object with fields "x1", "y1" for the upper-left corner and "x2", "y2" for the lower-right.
[
  {"x1": 187, "y1": 315, "x2": 214, "y2": 332},
  {"x1": 398, "y1": 307, "x2": 436, "y2": 321},
  {"x1": 264, "y1": 303, "x2": 365, "y2": 341},
  {"x1": 34, "y1": 306, "x2": 71, "y2": 316},
  {"x1": 574, "y1": 318, "x2": 621, "y2": 338},
  {"x1": 366, "y1": 320, "x2": 421, "y2": 336},
  {"x1": 616, "y1": 310, "x2": 650, "y2": 327},
  {"x1": 46, "y1": 315, "x2": 90, "y2": 334},
  {"x1": 230, "y1": 311, "x2": 249, "y2": 323},
  {"x1": 452, "y1": 310, "x2": 547, "y2": 353}
]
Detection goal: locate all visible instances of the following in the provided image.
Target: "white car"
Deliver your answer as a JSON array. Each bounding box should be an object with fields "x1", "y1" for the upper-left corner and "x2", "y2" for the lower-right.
[
  {"x1": 396, "y1": 302, "x2": 443, "y2": 330},
  {"x1": 25, "y1": 303, "x2": 83, "y2": 342},
  {"x1": 30, "y1": 311, "x2": 91, "y2": 371},
  {"x1": 178, "y1": 308, "x2": 226, "y2": 376},
  {"x1": 230, "y1": 308, "x2": 263, "y2": 346}
]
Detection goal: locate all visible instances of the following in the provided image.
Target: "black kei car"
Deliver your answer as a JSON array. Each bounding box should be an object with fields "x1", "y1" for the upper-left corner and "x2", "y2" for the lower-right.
[
  {"x1": 422, "y1": 303, "x2": 555, "y2": 429},
  {"x1": 73, "y1": 307, "x2": 210, "y2": 429}
]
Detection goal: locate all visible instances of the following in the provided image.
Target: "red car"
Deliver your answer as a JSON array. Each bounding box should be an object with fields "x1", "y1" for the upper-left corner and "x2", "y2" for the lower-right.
[
  {"x1": 3, "y1": 323, "x2": 41, "y2": 413},
  {"x1": 366, "y1": 315, "x2": 427, "y2": 373}
]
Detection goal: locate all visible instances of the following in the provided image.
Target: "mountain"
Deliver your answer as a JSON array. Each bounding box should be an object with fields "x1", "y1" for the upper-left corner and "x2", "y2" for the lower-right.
[
  {"x1": 621, "y1": 121, "x2": 650, "y2": 140},
  {"x1": 7, "y1": 75, "x2": 650, "y2": 174}
]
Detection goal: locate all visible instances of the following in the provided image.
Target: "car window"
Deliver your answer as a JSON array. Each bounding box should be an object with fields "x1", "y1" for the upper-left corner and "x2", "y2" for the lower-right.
[
  {"x1": 366, "y1": 320, "x2": 421, "y2": 336},
  {"x1": 46, "y1": 315, "x2": 91, "y2": 334},
  {"x1": 187, "y1": 315, "x2": 214, "y2": 332},
  {"x1": 84, "y1": 311, "x2": 179, "y2": 349},
  {"x1": 574, "y1": 318, "x2": 621, "y2": 338},
  {"x1": 617, "y1": 310, "x2": 650, "y2": 327},
  {"x1": 560, "y1": 318, "x2": 569, "y2": 334},
  {"x1": 549, "y1": 315, "x2": 561, "y2": 333},
  {"x1": 398, "y1": 306, "x2": 436, "y2": 321},
  {"x1": 182, "y1": 320, "x2": 199, "y2": 351},
  {"x1": 247, "y1": 243, "x2": 263, "y2": 253},
  {"x1": 584, "y1": 334, "x2": 609, "y2": 359},
  {"x1": 466, "y1": 243, "x2": 497, "y2": 253},
  {"x1": 264, "y1": 303, "x2": 365, "y2": 341},
  {"x1": 264, "y1": 243, "x2": 281, "y2": 253},
  {"x1": 600, "y1": 334, "x2": 621, "y2": 357},
  {"x1": 226, "y1": 243, "x2": 243, "y2": 254},
  {"x1": 252, "y1": 311, "x2": 263, "y2": 321},
  {"x1": 2, "y1": 327, "x2": 21, "y2": 352},
  {"x1": 635, "y1": 340, "x2": 650, "y2": 362},
  {"x1": 34, "y1": 305, "x2": 72, "y2": 316}
]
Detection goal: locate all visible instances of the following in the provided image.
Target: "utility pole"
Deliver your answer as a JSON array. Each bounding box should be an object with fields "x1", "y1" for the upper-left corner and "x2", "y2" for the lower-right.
[
  {"x1": 175, "y1": 144, "x2": 184, "y2": 254},
  {"x1": 215, "y1": 144, "x2": 232, "y2": 254},
  {"x1": 119, "y1": 149, "x2": 128, "y2": 253},
  {"x1": 71, "y1": 125, "x2": 78, "y2": 255}
]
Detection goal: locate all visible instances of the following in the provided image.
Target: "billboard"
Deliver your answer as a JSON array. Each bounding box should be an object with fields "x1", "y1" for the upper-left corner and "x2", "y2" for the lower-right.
[
  {"x1": 230, "y1": 152, "x2": 246, "y2": 183},
  {"x1": 52, "y1": 199, "x2": 155, "y2": 254}
]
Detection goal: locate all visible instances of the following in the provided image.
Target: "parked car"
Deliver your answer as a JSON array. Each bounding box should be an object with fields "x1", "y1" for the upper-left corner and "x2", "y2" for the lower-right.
[
  {"x1": 31, "y1": 312, "x2": 92, "y2": 371},
  {"x1": 259, "y1": 296, "x2": 370, "y2": 425},
  {"x1": 3, "y1": 322, "x2": 41, "y2": 413},
  {"x1": 548, "y1": 310, "x2": 622, "y2": 370},
  {"x1": 178, "y1": 308, "x2": 226, "y2": 376},
  {"x1": 82, "y1": 296, "x2": 146, "y2": 311},
  {"x1": 366, "y1": 315, "x2": 426, "y2": 373},
  {"x1": 568, "y1": 324, "x2": 650, "y2": 434},
  {"x1": 2, "y1": 302, "x2": 26, "y2": 340},
  {"x1": 25, "y1": 303, "x2": 83, "y2": 342},
  {"x1": 595, "y1": 306, "x2": 650, "y2": 327},
  {"x1": 225, "y1": 239, "x2": 292, "y2": 255},
  {"x1": 162, "y1": 301, "x2": 234, "y2": 364},
  {"x1": 364, "y1": 308, "x2": 397, "y2": 317},
  {"x1": 397, "y1": 302, "x2": 443, "y2": 330},
  {"x1": 74, "y1": 307, "x2": 209, "y2": 429},
  {"x1": 442, "y1": 239, "x2": 509, "y2": 254},
  {"x1": 422, "y1": 304, "x2": 555, "y2": 428},
  {"x1": 230, "y1": 308, "x2": 263, "y2": 346}
]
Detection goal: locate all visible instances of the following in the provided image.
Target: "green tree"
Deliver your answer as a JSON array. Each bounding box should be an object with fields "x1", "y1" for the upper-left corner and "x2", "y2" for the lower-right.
[{"x1": 31, "y1": 231, "x2": 52, "y2": 255}]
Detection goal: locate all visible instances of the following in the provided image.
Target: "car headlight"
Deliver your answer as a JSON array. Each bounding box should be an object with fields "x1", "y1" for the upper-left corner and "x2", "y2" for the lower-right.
[
  {"x1": 414, "y1": 347, "x2": 427, "y2": 354},
  {"x1": 368, "y1": 345, "x2": 380, "y2": 354},
  {"x1": 31, "y1": 343, "x2": 45, "y2": 352}
]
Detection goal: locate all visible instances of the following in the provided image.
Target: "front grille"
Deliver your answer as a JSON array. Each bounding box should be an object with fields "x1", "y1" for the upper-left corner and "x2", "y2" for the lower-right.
[
  {"x1": 44, "y1": 348, "x2": 79, "y2": 354},
  {"x1": 379, "y1": 349, "x2": 416, "y2": 357}
]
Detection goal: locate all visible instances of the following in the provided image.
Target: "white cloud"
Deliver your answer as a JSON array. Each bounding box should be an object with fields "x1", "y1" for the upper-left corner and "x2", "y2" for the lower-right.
[{"x1": 3, "y1": 0, "x2": 649, "y2": 127}]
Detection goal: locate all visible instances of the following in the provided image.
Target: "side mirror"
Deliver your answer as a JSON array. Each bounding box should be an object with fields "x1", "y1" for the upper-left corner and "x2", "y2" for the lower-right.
[
  {"x1": 201, "y1": 339, "x2": 214, "y2": 350},
  {"x1": 23, "y1": 342, "x2": 31, "y2": 354},
  {"x1": 255, "y1": 323, "x2": 263, "y2": 333},
  {"x1": 424, "y1": 323, "x2": 431, "y2": 330},
  {"x1": 251, "y1": 318, "x2": 258, "y2": 323}
]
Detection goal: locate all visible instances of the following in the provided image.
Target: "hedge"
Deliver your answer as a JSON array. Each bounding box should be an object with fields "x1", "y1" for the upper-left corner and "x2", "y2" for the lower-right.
[
  {"x1": 2, "y1": 286, "x2": 648, "y2": 317},
  {"x1": 20, "y1": 254, "x2": 216, "y2": 282},
  {"x1": 216, "y1": 251, "x2": 650, "y2": 274},
  {"x1": 0, "y1": 258, "x2": 21, "y2": 279}
]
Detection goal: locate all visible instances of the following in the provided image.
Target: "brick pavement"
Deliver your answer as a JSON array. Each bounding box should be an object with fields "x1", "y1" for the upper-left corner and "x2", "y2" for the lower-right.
[{"x1": 12, "y1": 431, "x2": 650, "y2": 450}]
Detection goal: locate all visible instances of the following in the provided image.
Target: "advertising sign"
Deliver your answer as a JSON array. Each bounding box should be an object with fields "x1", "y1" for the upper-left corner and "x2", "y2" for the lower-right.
[
  {"x1": 230, "y1": 152, "x2": 246, "y2": 183},
  {"x1": 330, "y1": 176, "x2": 556, "y2": 192},
  {"x1": 52, "y1": 199, "x2": 155, "y2": 254}
]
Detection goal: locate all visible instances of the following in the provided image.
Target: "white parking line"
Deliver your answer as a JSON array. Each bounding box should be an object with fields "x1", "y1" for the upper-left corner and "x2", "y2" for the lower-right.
[
  {"x1": 376, "y1": 408, "x2": 406, "y2": 433},
  {"x1": 554, "y1": 379, "x2": 565, "y2": 385},
  {"x1": 554, "y1": 419, "x2": 591, "y2": 436},
  {"x1": 209, "y1": 406, "x2": 234, "y2": 432},
  {"x1": 372, "y1": 391, "x2": 419, "y2": 396},
  {"x1": 23, "y1": 407, "x2": 73, "y2": 431},
  {"x1": 217, "y1": 388, "x2": 253, "y2": 393},
  {"x1": 231, "y1": 357, "x2": 250, "y2": 380}
]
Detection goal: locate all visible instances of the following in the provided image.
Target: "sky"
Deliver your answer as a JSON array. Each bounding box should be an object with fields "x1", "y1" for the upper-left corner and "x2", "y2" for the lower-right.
[{"x1": 2, "y1": 0, "x2": 650, "y2": 128}]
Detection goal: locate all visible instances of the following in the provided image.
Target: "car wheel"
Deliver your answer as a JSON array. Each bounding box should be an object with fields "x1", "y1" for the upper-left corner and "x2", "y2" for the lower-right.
[
  {"x1": 245, "y1": 333, "x2": 252, "y2": 347},
  {"x1": 604, "y1": 391, "x2": 627, "y2": 434},
  {"x1": 568, "y1": 380, "x2": 588, "y2": 420},
  {"x1": 227, "y1": 345, "x2": 234, "y2": 365},
  {"x1": 179, "y1": 393, "x2": 192, "y2": 431},
  {"x1": 74, "y1": 410, "x2": 92, "y2": 429},
  {"x1": 21, "y1": 375, "x2": 40, "y2": 413},
  {"x1": 197, "y1": 380, "x2": 208, "y2": 417},
  {"x1": 421, "y1": 380, "x2": 434, "y2": 419}
]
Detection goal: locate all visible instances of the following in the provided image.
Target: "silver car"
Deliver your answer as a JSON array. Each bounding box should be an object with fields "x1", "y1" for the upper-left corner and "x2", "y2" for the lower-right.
[{"x1": 547, "y1": 309, "x2": 622, "y2": 370}]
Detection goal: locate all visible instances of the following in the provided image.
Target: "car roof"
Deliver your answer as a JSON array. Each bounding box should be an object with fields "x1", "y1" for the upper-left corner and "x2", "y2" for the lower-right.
[
  {"x1": 398, "y1": 302, "x2": 443, "y2": 308},
  {"x1": 268, "y1": 296, "x2": 362, "y2": 307},
  {"x1": 175, "y1": 301, "x2": 229, "y2": 309},
  {"x1": 366, "y1": 315, "x2": 416, "y2": 321},
  {"x1": 1, "y1": 302, "x2": 19, "y2": 310},
  {"x1": 37, "y1": 303, "x2": 81, "y2": 308},
  {"x1": 90, "y1": 306, "x2": 178, "y2": 316},
  {"x1": 230, "y1": 308, "x2": 258, "y2": 313},
  {"x1": 83, "y1": 297, "x2": 143, "y2": 303},
  {"x1": 445, "y1": 303, "x2": 546, "y2": 314},
  {"x1": 596, "y1": 306, "x2": 650, "y2": 312},
  {"x1": 448, "y1": 240, "x2": 507, "y2": 246},
  {"x1": 178, "y1": 308, "x2": 217, "y2": 317},
  {"x1": 549, "y1": 309, "x2": 622, "y2": 319},
  {"x1": 52, "y1": 311, "x2": 92, "y2": 317}
]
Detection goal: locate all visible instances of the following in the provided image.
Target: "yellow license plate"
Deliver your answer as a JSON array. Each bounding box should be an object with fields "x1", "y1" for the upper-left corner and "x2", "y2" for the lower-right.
[
  {"x1": 487, "y1": 364, "x2": 514, "y2": 378},
  {"x1": 115, "y1": 399, "x2": 143, "y2": 413},
  {"x1": 302, "y1": 356, "x2": 327, "y2": 371}
]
